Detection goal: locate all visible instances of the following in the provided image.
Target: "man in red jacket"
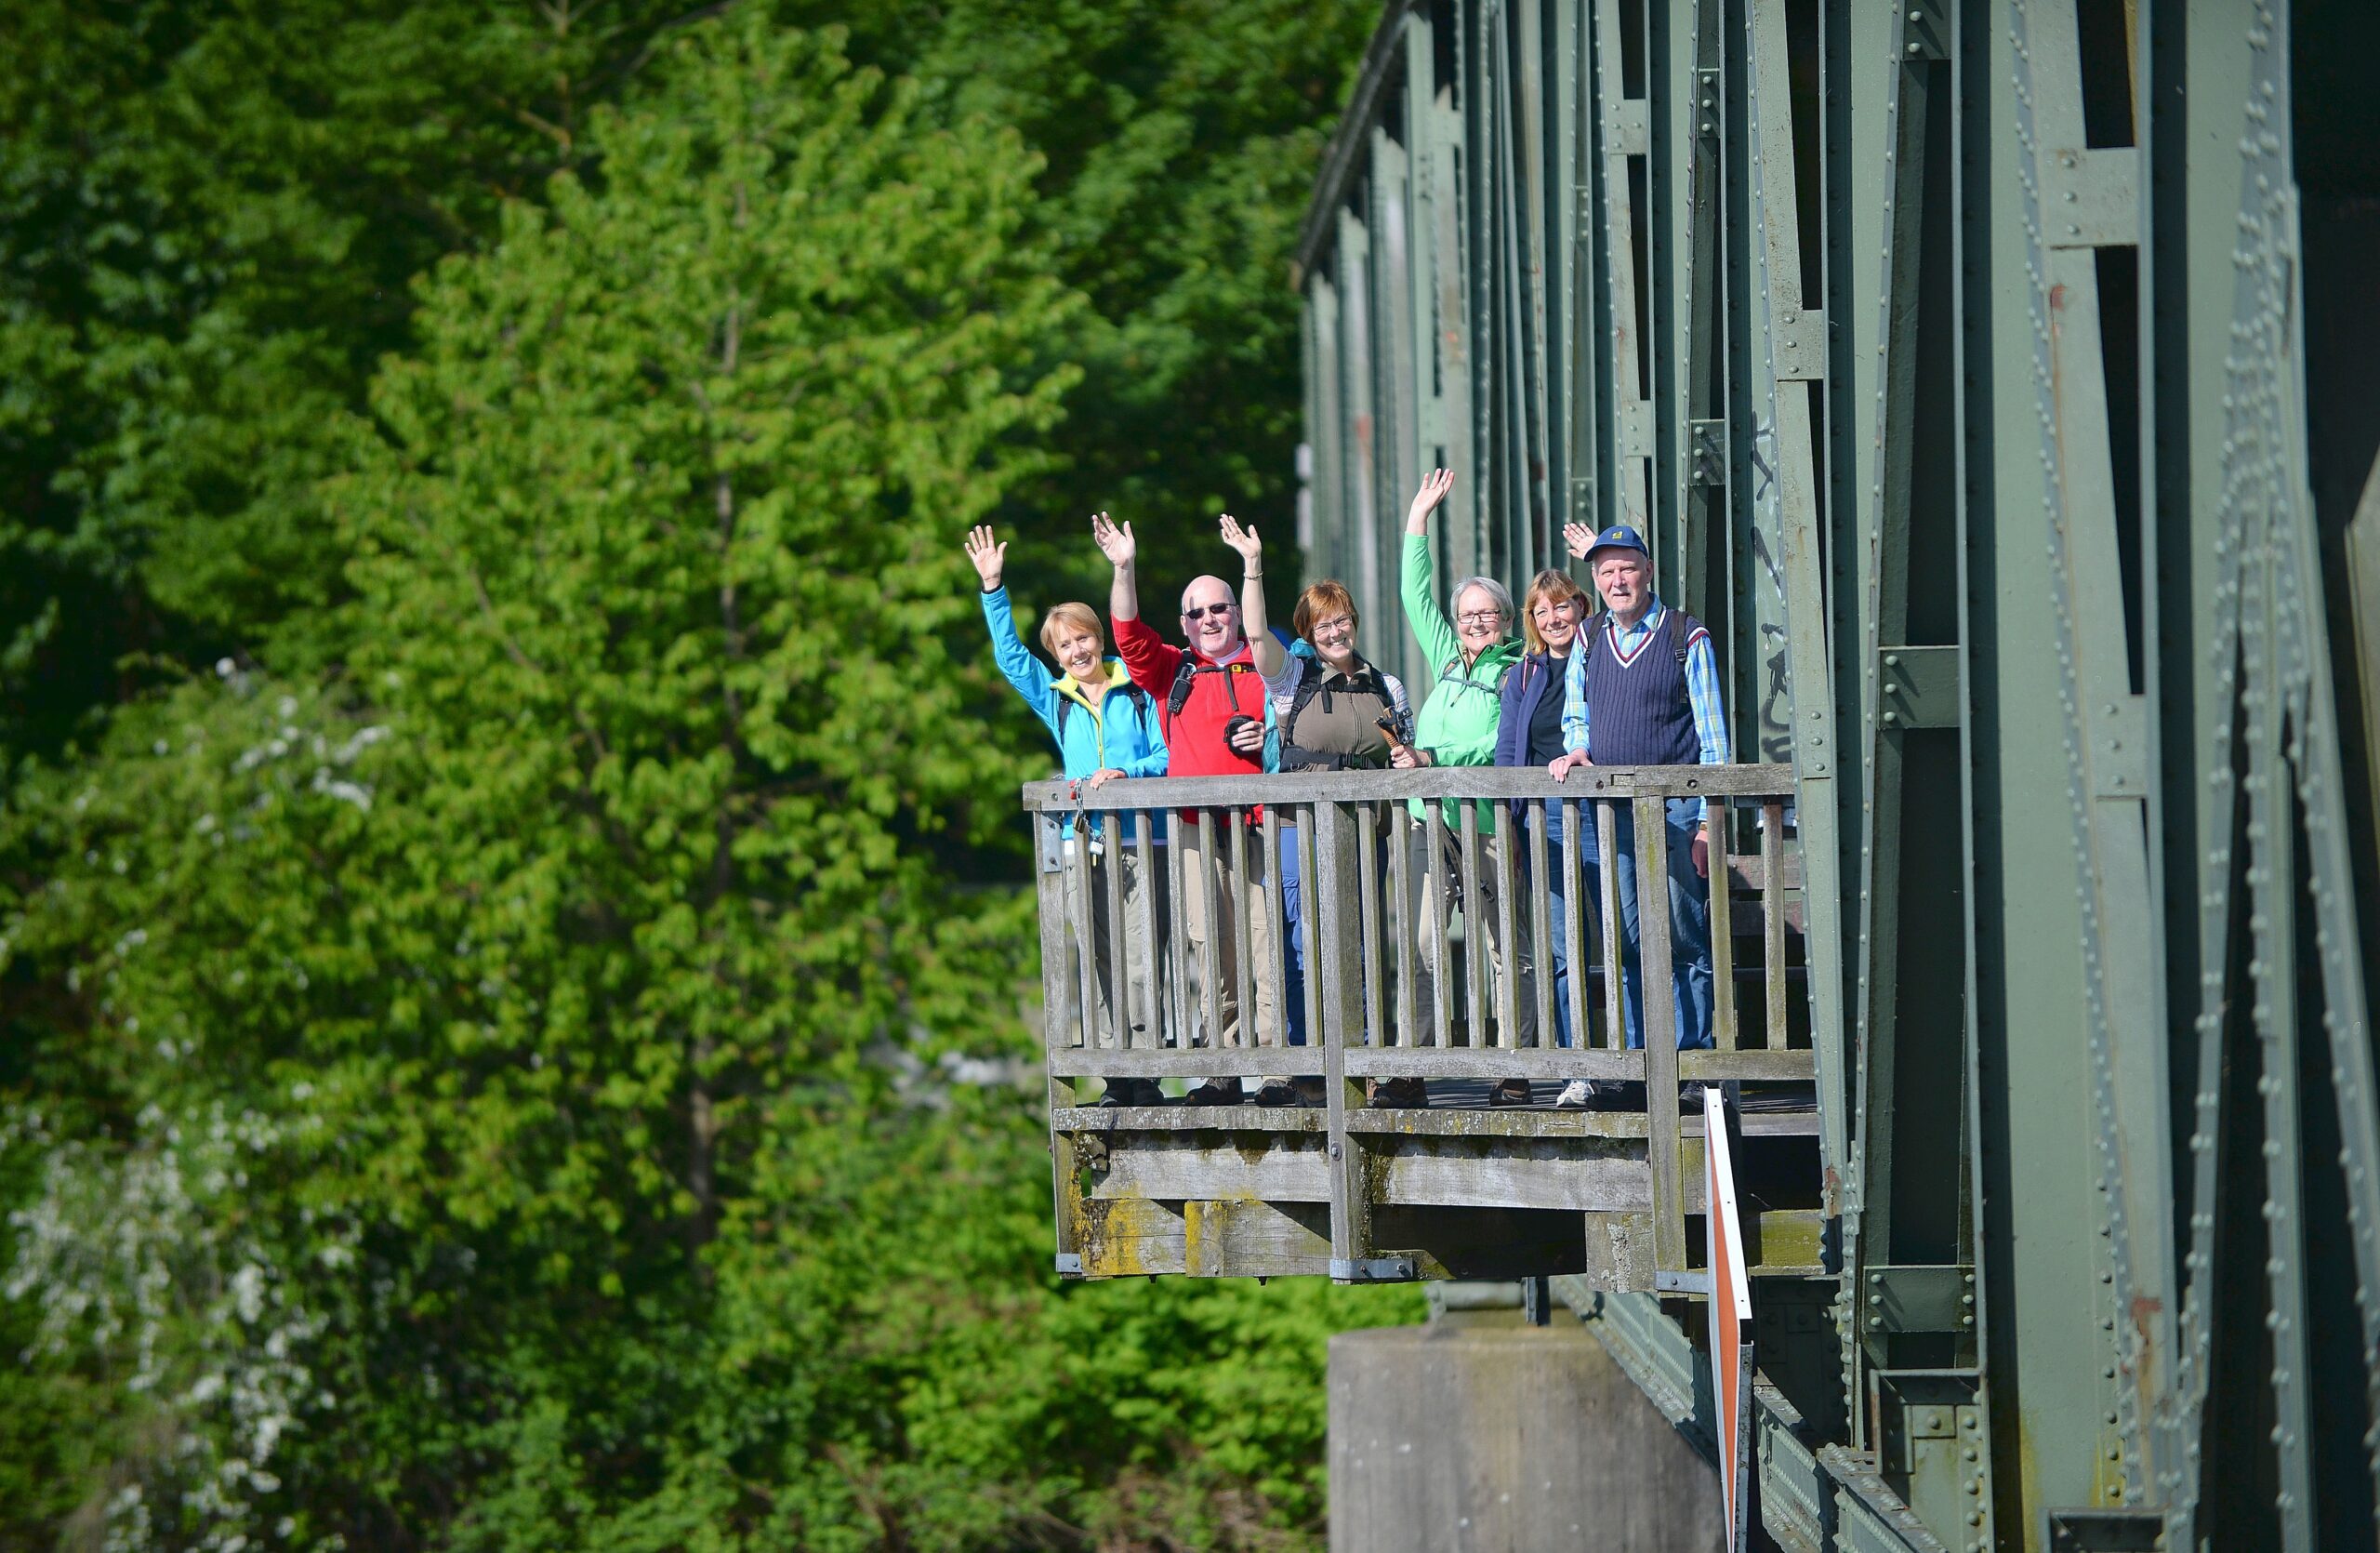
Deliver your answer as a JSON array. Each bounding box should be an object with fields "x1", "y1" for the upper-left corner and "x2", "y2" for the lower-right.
[{"x1": 1092, "y1": 511, "x2": 1285, "y2": 1104}]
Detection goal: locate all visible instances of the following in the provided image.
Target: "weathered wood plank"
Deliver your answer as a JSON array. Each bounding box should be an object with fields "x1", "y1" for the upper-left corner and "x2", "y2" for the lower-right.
[
  {"x1": 1055, "y1": 1048, "x2": 1327, "y2": 1078},
  {"x1": 1343, "y1": 1047, "x2": 1645, "y2": 1080},
  {"x1": 1061, "y1": 1103, "x2": 1818, "y2": 1140},
  {"x1": 1374, "y1": 1139, "x2": 1697, "y2": 1214},
  {"x1": 1091, "y1": 1135, "x2": 1333, "y2": 1203},
  {"x1": 1073, "y1": 1198, "x2": 1595, "y2": 1281},
  {"x1": 1581, "y1": 1212, "x2": 1658, "y2": 1293},
  {"x1": 1023, "y1": 762, "x2": 1798, "y2": 812},
  {"x1": 1186, "y1": 1198, "x2": 1332, "y2": 1276},
  {"x1": 1053, "y1": 1044, "x2": 1809, "y2": 1082},
  {"x1": 1679, "y1": 1049, "x2": 1814, "y2": 1082}
]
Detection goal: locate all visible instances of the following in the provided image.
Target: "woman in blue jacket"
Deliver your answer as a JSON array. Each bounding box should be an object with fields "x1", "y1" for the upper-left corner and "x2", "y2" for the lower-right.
[{"x1": 969, "y1": 524, "x2": 1170, "y2": 1102}]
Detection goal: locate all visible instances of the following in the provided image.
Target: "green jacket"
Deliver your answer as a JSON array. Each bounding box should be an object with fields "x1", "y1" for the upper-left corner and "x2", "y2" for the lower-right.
[{"x1": 1400, "y1": 531, "x2": 1524, "y2": 832}]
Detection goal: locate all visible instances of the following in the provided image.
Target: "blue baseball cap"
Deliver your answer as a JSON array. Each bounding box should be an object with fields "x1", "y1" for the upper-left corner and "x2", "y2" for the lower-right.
[{"x1": 1583, "y1": 524, "x2": 1650, "y2": 564}]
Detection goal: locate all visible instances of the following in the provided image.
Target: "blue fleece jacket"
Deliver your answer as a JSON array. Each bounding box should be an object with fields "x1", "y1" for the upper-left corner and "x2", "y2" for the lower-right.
[
  {"x1": 981, "y1": 586, "x2": 1169, "y2": 842},
  {"x1": 1494, "y1": 648, "x2": 1570, "y2": 825}
]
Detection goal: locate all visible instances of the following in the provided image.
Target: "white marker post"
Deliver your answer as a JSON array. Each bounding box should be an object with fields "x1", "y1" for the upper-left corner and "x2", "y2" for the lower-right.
[{"x1": 1705, "y1": 1085, "x2": 1753, "y2": 1552}]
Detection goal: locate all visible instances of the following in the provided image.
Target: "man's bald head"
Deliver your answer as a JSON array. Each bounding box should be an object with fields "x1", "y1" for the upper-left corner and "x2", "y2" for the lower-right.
[{"x1": 1178, "y1": 574, "x2": 1243, "y2": 659}]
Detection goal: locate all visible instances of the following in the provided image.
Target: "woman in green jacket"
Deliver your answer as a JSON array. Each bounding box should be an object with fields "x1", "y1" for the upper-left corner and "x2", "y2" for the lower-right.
[{"x1": 1387, "y1": 469, "x2": 1536, "y2": 1105}]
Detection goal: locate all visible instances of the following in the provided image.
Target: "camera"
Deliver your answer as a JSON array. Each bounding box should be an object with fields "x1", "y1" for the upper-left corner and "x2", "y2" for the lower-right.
[{"x1": 1223, "y1": 713, "x2": 1262, "y2": 750}]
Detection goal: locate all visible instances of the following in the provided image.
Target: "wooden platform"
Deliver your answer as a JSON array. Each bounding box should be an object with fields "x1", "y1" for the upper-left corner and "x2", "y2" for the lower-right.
[{"x1": 1052, "y1": 1082, "x2": 1825, "y2": 1290}]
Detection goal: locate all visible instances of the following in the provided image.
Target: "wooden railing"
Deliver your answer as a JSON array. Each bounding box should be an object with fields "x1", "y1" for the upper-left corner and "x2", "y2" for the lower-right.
[{"x1": 1027, "y1": 763, "x2": 1807, "y2": 1281}]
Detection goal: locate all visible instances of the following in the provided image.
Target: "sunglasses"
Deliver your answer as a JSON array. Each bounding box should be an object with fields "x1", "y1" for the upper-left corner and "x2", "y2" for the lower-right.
[{"x1": 1182, "y1": 603, "x2": 1236, "y2": 621}]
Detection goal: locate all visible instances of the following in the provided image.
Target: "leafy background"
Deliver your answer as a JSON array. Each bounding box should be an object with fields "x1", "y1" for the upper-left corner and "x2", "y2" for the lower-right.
[{"x1": 0, "y1": 4, "x2": 1419, "y2": 1548}]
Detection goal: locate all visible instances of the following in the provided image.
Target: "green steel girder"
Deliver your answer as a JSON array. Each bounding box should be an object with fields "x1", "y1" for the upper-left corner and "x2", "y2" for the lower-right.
[{"x1": 1291, "y1": 2, "x2": 2380, "y2": 1548}]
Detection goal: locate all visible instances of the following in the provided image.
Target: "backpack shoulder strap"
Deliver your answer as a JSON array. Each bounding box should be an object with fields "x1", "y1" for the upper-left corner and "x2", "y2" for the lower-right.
[
  {"x1": 1055, "y1": 695, "x2": 1075, "y2": 739},
  {"x1": 1286, "y1": 654, "x2": 1327, "y2": 725},
  {"x1": 1166, "y1": 657, "x2": 1198, "y2": 719}
]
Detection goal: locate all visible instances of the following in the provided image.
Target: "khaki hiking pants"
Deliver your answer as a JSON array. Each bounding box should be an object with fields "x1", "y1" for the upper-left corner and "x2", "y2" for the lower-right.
[
  {"x1": 1176, "y1": 818, "x2": 1285, "y2": 1049},
  {"x1": 1061, "y1": 837, "x2": 1172, "y2": 1049}
]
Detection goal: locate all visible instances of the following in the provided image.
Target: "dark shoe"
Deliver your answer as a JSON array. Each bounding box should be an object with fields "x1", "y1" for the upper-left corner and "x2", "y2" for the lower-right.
[
  {"x1": 1253, "y1": 1080, "x2": 1298, "y2": 1107},
  {"x1": 1291, "y1": 1076, "x2": 1328, "y2": 1108},
  {"x1": 1585, "y1": 1082, "x2": 1639, "y2": 1112},
  {"x1": 1489, "y1": 1078, "x2": 1534, "y2": 1108},
  {"x1": 1188, "y1": 1079, "x2": 1244, "y2": 1107},
  {"x1": 1368, "y1": 1076, "x2": 1428, "y2": 1108}
]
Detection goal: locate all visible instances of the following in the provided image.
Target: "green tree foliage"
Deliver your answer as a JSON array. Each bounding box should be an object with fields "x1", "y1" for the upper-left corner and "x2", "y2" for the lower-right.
[
  {"x1": 1, "y1": 15, "x2": 1417, "y2": 1548},
  {"x1": 0, "y1": 0, "x2": 1373, "y2": 763},
  {"x1": 0, "y1": 0, "x2": 711, "y2": 756}
]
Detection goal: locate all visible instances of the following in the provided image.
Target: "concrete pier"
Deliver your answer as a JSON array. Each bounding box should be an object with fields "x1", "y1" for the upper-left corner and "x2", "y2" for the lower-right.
[{"x1": 1328, "y1": 1321, "x2": 1727, "y2": 1552}]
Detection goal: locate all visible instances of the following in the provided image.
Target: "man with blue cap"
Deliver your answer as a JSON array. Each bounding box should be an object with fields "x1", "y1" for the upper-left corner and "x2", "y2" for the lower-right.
[{"x1": 1545, "y1": 521, "x2": 1732, "y2": 1103}]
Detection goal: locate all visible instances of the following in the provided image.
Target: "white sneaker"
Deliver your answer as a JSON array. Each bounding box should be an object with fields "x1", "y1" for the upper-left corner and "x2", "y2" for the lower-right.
[{"x1": 1555, "y1": 1080, "x2": 1593, "y2": 1109}]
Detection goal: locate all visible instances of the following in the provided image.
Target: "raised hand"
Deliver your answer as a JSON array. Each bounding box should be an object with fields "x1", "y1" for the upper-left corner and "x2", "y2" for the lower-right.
[
  {"x1": 1405, "y1": 468, "x2": 1456, "y2": 531},
  {"x1": 1091, "y1": 511, "x2": 1136, "y2": 568},
  {"x1": 964, "y1": 524, "x2": 1007, "y2": 591},
  {"x1": 1218, "y1": 513, "x2": 1263, "y2": 567},
  {"x1": 1562, "y1": 521, "x2": 1596, "y2": 561}
]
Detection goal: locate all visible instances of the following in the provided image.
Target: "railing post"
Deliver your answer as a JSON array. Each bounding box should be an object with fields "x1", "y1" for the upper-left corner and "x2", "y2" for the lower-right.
[
  {"x1": 1316, "y1": 796, "x2": 1378, "y2": 1279},
  {"x1": 1763, "y1": 801, "x2": 1790, "y2": 1050},
  {"x1": 1708, "y1": 799, "x2": 1736, "y2": 1049},
  {"x1": 1635, "y1": 792, "x2": 1686, "y2": 1272},
  {"x1": 1037, "y1": 810, "x2": 1082, "y2": 1270}
]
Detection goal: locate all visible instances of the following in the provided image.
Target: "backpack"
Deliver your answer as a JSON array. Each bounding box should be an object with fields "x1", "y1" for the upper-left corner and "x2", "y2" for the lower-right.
[
  {"x1": 1435, "y1": 649, "x2": 1516, "y2": 705},
  {"x1": 1164, "y1": 656, "x2": 1266, "y2": 721},
  {"x1": 1287, "y1": 654, "x2": 1404, "y2": 744}
]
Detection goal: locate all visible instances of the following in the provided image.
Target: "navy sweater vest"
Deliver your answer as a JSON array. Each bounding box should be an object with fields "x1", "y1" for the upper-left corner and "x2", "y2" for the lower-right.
[{"x1": 1580, "y1": 609, "x2": 1702, "y2": 766}]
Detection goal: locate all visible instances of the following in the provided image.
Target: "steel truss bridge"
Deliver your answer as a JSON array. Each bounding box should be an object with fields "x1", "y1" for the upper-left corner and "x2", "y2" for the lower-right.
[{"x1": 1031, "y1": 0, "x2": 2380, "y2": 1548}]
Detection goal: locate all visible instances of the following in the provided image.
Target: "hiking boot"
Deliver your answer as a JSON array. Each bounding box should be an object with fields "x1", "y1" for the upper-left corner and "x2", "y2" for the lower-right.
[
  {"x1": 1253, "y1": 1080, "x2": 1298, "y2": 1107},
  {"x1": 1187, "y1": 1078, "x2": 1244, "y2": 1107},
  {"x1": 1554, "y1": 1080, "x2": 1594, "y2": 1109},
  {"x1": 1291, "y1": 1076, "x2": 1329, "y2": 1108},
  {"x1": 1367, "y1": 1076, "x2": 1427, "y2": 1108},
  {"x1": 1489, "y1": 1078, "x2": 1533, "y2": 1108}
]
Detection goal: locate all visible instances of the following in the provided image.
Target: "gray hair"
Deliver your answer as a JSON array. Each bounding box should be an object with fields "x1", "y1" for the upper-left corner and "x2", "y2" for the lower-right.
[{"x1": 1448, "y1": 575, "x2": 1514, "y2": 627}]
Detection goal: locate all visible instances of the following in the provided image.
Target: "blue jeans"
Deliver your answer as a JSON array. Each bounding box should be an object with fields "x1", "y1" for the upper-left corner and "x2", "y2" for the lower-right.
[
  {"x1": 1524, "y1": 802, "x2": 1600, "y2": 1050},
  {"x1": 1607, "y1": 796, "x2": 1715, "y2": 1051}
]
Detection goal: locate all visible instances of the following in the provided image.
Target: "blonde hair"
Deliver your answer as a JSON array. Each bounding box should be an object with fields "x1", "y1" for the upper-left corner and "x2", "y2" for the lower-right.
[
  {"x1": 1290, "y1": 579, "x2": 1359, "y2": 643},
  {"x1": 1520, "y1": 569, "x2": 1590, "y2": 655},
  {"x1": 1038, "y1": 602, "x2": 1105, "y2": 660}
]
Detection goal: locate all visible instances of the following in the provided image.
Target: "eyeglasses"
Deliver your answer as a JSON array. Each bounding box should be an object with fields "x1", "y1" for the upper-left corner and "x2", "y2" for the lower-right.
[
  {"x1": 1309, "y1": 615, "x2": 1355, "y2": 636},
  {"x1": 1456, "y1": 609, "x2": 1508, "y2": 627},
  {"x1": 1182, "y1": 602, "x2": 1236, "y2": 621}
]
